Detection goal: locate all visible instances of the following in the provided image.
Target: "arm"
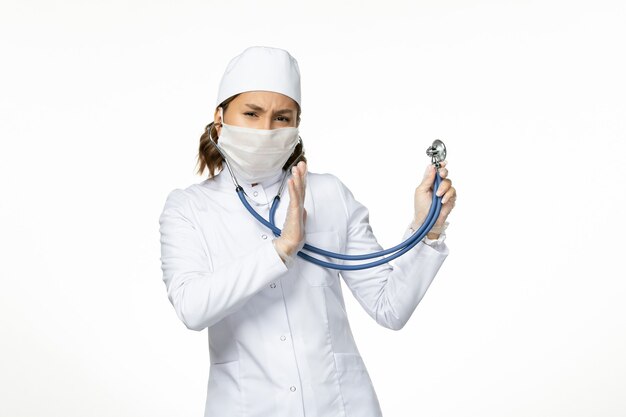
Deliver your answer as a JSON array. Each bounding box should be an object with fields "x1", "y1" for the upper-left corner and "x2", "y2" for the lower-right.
[
  {"x1": 158, "y1": 189, "x2": 291, "y2": 331},
  {"x1": 332, "y1": 176, "x2": 450, "y2": 331}
]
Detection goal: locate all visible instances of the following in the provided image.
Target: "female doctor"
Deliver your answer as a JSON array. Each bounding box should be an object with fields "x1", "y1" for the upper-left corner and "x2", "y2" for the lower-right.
[{"x1": 159, "y1": 46, "x2": 457, "y2": 417}]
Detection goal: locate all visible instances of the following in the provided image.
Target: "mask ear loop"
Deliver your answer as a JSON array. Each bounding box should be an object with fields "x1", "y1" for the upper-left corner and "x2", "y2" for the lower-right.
[{"x1": 207, "y1": 107, "x2": 243, "y2": 190}]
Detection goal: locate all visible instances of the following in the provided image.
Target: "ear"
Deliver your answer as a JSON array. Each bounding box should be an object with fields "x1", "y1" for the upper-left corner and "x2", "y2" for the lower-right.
[{"x1": 213, "y1": 107, "x2": 223, "y2": 136}]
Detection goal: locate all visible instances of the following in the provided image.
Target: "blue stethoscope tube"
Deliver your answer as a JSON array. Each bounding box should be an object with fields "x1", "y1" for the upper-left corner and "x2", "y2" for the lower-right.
[{"x1": 235, "y1": 170, "x2": 443, "y2": 271}]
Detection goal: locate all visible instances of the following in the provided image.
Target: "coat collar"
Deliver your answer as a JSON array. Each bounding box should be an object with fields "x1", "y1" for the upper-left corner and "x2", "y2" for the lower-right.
[{"x1": 213, "y1": 164, "x2": 287, "y2": 191}]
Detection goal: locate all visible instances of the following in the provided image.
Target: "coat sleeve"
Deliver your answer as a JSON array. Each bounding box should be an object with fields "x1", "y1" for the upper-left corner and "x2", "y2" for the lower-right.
[
  {"x1": 158, "y1": 189, "x2": 290, "y2": 331},
  {"x1": 331, "y1": 176, "x2": 450, "y2": 331}
]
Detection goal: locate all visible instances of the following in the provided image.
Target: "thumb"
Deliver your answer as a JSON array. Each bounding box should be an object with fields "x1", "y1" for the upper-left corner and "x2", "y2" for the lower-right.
[{"x1": 418, "y1": 164, "x2": 436, "y2": 191}]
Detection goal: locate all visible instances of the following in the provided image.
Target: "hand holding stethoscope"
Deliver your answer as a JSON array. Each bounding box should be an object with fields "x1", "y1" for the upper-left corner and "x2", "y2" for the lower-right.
[{"x1": 413, "y1": 160, "x2": 456, "y2": 239}]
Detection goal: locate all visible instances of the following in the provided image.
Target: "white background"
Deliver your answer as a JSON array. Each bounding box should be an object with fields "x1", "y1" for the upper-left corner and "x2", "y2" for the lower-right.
[{"x1": 1, "y1": 0, "x2": 625, "y2": 416}]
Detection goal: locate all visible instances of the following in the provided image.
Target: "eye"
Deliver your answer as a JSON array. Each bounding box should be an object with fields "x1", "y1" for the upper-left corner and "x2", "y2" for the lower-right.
[
  {"x1": 244, "y1": 111, "x2": 258, "y2": 117},
  {"x1": 276, "y1": 115, "x2": 290, "y2": 122}
]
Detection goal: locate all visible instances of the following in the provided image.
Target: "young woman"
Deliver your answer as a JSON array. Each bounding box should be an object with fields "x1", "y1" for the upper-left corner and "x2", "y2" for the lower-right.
[{"x1": 159, "y1": 46, "x2": 457, "y2": 417}]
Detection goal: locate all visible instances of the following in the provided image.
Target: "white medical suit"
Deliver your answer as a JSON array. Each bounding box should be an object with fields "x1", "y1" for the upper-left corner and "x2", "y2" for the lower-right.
[{"x1": 159, "y1": 167, "x2": 449, "y2": 417}]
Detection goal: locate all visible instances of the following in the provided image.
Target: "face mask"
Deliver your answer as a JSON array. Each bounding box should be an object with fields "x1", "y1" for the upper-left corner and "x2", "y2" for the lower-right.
[{"x1": 216, "y1": 107, "x2": 300, "y2": 184}]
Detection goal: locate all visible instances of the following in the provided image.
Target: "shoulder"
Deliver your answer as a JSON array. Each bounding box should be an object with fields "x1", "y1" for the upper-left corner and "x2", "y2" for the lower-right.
[
  {"x1": 307, "y1": 170, "x2": 351, "y2": 201},
  {"x1": 307, "y1": 170, "x2": 347, "y2": 193},
  {"x1": 306, "y1": 171, "x2": 355, "y2": 216},
  {"x1": 307, "y1": 170, "x2": 358, "y2": 201},
  {"x1": 161, "y1": 181, "x2": 207, "y2": 212}
]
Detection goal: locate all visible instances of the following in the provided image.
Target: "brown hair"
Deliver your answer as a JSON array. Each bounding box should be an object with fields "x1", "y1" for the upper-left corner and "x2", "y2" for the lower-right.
[{"x1": 195, "y1": 94, "x2": 307, "y2": 178}]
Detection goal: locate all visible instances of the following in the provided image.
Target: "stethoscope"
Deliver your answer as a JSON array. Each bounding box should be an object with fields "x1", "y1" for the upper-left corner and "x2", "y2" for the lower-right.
[{"x1": 209, "y1": 128, "x2": 447, "y2": 271}]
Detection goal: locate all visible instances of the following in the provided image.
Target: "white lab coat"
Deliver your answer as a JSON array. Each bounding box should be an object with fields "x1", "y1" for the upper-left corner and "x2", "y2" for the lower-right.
[{"x1": 158, "y1": 166, "x2": 449, "y2": 417}]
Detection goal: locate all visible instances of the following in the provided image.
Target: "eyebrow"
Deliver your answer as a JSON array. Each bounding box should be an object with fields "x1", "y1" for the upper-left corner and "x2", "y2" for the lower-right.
[{"x1": 244, "y1": 103, "x2": 295, "y2": 114}]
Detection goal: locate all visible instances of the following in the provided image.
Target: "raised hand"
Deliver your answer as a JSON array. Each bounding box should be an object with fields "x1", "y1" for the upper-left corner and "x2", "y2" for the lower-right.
[{"x1": 275, "y1": 161, "x2": 308, "y2": 258}]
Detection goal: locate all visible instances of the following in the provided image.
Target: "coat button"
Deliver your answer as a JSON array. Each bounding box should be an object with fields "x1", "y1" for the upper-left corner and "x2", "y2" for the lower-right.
[
  {"x1": 261, "y1": 234, "x2": 267, "y2": 239},
  {"x1": 280, "y1": 335, "x2": 286, "y2": 341},
  {"x1": 253, "y1": 191, "x2": 259, "y2": 197},
  {"x1": 270, "y1": 282, "x2": 276, "y2": 288},
  {"x1": 290, "y1": 386, "x2": 296, "y2": 392}
]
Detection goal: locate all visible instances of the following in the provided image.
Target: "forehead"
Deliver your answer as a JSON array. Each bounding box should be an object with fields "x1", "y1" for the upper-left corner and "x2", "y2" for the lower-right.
[{"x1": 231, "y1": 91, "x2": 298, "y2": 109}]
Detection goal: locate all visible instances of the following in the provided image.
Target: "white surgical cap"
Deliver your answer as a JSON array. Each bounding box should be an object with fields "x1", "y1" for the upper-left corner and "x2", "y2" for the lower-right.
[{"x1": 216, "y1": 46, "x2": 302, "y2": 108}]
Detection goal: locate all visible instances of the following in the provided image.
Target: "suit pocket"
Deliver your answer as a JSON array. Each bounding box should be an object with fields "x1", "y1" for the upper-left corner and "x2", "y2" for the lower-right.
[
  {"x1": 334, "y1": 352, "x2": 383, "y2": 417},
  {"x1": 205, "y1": 360, "x2": 243, "y2": 417},
  {"x1": 298, "y1": 230, "x2": 342, "y2": 286}
]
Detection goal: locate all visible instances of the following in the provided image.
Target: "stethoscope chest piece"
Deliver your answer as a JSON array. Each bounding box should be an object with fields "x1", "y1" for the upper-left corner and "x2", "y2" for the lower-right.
[{"x1": 426, "y1": 139, "x2": 447, "y2": 168}]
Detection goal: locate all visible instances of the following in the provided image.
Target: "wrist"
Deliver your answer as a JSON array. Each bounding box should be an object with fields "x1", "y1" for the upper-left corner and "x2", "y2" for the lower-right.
[
  {"x1": 272, "y1": 238, "x2": 294, "y2": 266},
  {"x1": 410, "y1": 219, "x2": 449, "y2": 238},
  {"x1": 275, "y1": 238, "x2": 293, "y2": 255},
  {"x1": 410, "y1": 217, "x2": 425, "y2": 231}
]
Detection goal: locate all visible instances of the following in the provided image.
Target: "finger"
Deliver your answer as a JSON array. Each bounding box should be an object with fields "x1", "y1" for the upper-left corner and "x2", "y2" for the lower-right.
[
  {"x1": 291, "y1": 166, "x2": 302, "y2": 204},
  {"x1": 289, "y1": 176, "x2": 302, "y2": 209},
  {"x1": 437, "y1": 167, "x2": 448, "y2": 179},
  {"x1": 298, "y1": 161, "x2": 307, "y2": 181},
  {"x1": 300, "y1": 161, "x2": 307, "y2": 179},
  {"x1": 435, "y1": 178, "x2": 452, "y2": 197},
  {"x1": 286, "y1": 180, "x2": 298, "y2": 221},
  {"x1": 437, "y1": 185, "x2": 453, "y2": 201},
  {"x1": 287, "y1": 177, "x2": 298, "y2": 208},
  {"x1": 301, "y1": 162, "x2": 307, "y2": 198},
  {"x1": 296, "y1": 162, "x2": 306, "y2": 197},
  {"x1": 419, "y1": 164, "x2": 437, "y2": 191},
  {"x1": 294, "y1": 165, "x2": 305, "y2": 205},
  {"x1": 441, "y1": 187, "x2": 457, "y2": 205},
  {"x1": 443, "y1": 190, "x2": 456, "y2": 205},
  {"x1": 441, "y1": 197, "x2": 455, "y2": 214}
]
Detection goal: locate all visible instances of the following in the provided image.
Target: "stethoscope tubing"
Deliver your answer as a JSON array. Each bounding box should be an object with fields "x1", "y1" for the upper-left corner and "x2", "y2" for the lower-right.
[{"x1": 235, "y1": 171, "x2": 443, "y2": 271}]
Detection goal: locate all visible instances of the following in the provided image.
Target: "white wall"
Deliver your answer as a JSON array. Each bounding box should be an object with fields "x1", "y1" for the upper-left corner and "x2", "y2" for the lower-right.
[{"x1": 1, "y1": 0, "x2": 624, "y2": 416}]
